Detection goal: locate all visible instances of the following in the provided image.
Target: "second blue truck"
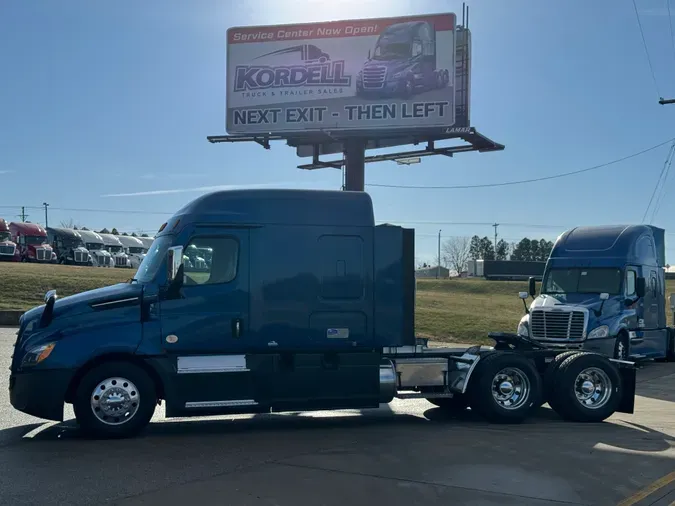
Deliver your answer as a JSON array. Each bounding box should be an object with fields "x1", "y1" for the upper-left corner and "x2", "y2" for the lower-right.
[{"x1": 517, "y1": 225, "x2": 675, "y2": 361}]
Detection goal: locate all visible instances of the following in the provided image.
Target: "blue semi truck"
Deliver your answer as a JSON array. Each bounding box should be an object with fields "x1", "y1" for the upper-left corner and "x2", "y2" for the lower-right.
[
  {"x1": 356, "y1": 21, "x2": 450, "y2": 98},
  {"x1": 9, "y1": 190, "x2": 637, "y2": 438},
  {"x1": 516, "y1": 225, "x2": 675, "y2": 362}
]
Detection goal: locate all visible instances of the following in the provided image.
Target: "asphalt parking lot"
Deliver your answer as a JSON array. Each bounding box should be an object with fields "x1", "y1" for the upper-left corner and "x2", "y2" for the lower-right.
[{"x1": 1, "y1": 326, "x2": 674, "y2": 506}]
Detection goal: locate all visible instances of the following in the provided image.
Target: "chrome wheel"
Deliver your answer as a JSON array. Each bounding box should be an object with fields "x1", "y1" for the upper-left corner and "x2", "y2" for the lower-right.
[
  {"x1": 90, "y1": 377, "x2": 140, "y2": 426},
  {"x1": 574, "y1": 367, "x2": 612, "y2": 409},
  {"x1": 491, "y1": 367, "x2": 531, "y2": 410}
]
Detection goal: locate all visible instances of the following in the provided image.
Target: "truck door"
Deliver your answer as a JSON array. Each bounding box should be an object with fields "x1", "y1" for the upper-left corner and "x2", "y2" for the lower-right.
[
  {"x1": 159, "y1": 229, "x2": 255, "y2": 413},
  {"x1": 642, "y1": 269, "x2": 668, "y2": 357}
]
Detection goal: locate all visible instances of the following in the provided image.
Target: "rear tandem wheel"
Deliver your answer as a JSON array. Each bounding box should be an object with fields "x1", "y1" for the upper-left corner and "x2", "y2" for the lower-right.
[{"x1": 547, "y1": 352, "x2": 622, "y2": 423}]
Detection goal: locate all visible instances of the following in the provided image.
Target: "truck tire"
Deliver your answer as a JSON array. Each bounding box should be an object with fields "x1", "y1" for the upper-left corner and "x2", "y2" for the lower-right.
[
  {"x1": 538, "y1": 351, "x2": 580, "y2": 407},
  {"x1": 73, "y1": 361, "x2": 157, "y2": 439},
  {"x1": 547, "y1": 352, "x2": 621, "y2": 423},
  {"x1": 467, "y1": 352, "x2": 542, "y2": 424}
]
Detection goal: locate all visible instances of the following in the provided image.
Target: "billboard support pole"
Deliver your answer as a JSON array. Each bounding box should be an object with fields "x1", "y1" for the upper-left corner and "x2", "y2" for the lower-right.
[{"x1": 344, "y1": 139, "x2": 366, "y2": 191}]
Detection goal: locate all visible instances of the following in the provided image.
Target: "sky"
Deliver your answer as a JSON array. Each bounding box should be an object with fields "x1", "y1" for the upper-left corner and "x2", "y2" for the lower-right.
[{"x1": 3, "y1": 0, "x2": 675, "y2": 264}]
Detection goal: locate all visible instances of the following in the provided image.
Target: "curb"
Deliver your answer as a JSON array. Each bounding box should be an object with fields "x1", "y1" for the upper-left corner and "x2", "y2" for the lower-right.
[{"x1": 0, "y1": 311, "x2": 23, "y2": 326}]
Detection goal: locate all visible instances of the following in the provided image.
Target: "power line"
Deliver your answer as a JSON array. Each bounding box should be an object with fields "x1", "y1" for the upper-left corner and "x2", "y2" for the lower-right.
[
  {"x1": 367, "y1": 136, "x2": 675, "y2": 190},
  {"x1": 642, "y1": 140, "x2": 675, "y2": 222},
  {"x1": 667, "y1": 0, "x2": 675, "y2": 67},
  {"x1": 0, "y1": 205, "x2": 173, "y2": 216},
  {"x1": 378, "y1": 220, "x2": 569, "y2": 229},
  {"x1": 649, "y1": 143, "x2": 675, "y2": 222},
  {"x1": 632, "y1": 0, "x2": 662, "y2": 100}
]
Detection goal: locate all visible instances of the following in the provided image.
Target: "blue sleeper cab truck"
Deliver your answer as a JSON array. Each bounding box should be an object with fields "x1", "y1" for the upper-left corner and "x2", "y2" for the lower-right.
[
  {"x1": 517, "y1": 225, "x2": 675, "y2": 361},
  {"x1": 9, "y1": 190, "x2": 638, "y2": 438},
  {"x1": 356, "y1": 21, "x2": 450, "y2": 98}
]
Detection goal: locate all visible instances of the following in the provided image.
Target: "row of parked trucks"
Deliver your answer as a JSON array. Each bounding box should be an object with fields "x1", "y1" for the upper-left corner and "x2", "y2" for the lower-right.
[{"x1": 0, "y1": 218, "x2": 155, "y2": 268}]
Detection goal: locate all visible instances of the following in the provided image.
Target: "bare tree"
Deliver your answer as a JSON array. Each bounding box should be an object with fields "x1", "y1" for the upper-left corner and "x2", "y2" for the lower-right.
[
  {"x1": 442, "y1": 236, "x2": 471, "y2": 276},
  {"x1": 59, "y1": 218, "x2": 80, "y2": 229}
]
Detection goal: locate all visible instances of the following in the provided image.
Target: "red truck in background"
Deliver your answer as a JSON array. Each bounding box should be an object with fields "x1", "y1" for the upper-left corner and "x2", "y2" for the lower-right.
[
  {"x1": 0, "y1": 218, "x2": 17, "y2": 261},
  {"x1": 9, "y1": 222, "x2": 56, "y2": 263}
]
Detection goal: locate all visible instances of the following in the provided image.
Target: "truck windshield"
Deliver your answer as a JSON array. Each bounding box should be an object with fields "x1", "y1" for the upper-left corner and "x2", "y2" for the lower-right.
[
  {"x1": 108, "y1": 246, "x2": 123, "y2": 253},
  {"x1": 543, "y1": 268, "x2": 622, "y2": 295},
  {"x1": 87, "y1": 243, "x2": 102, "y2": 251},
  {"x1": 63, "y1": 238, "x2": 84, "y2": 249},
  {"x1": 129, "y1": 247, "x2": 145, "y2": 254},
  {"x1": 0, "y1": 232, "x2": 11, "y2": 242},
  {"x1": 25, "y1": 235, "x2": 46, "y2": 245},
  {"x1": 373, "y1": 42, "x2": 410, "y2": 60},
  {"x1": 134, "y1": 235, "x2": 172, "y2": 283}
]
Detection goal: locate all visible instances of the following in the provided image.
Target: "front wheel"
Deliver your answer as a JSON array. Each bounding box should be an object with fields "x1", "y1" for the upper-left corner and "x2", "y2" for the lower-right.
[
  {"x1": 467, "y1": 352, "x2": 542, "y2": 424},
  {"x1": 548, "y1": 352, "x2": 621, "y2": 423},
  {"x1": 73, "y1": 361, "x2": 157, "y2": 439}
]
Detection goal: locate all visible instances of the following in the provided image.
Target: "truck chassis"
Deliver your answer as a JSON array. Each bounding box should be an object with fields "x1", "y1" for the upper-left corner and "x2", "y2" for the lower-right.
[{"x1": 384, "y1": 333, "x2": 636, "y2": 424}]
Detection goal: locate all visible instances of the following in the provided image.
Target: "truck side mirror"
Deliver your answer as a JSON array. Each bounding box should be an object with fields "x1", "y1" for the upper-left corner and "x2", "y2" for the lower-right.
[
  {"x1": 167, "y1": 246, "x2": 184, "y2": 284},
  {"x1": 528, "y1": 277, "x2": 536, "y2": 297},
  {"x1": 636, "y1": 277, "x2": 646, "y2": 298},
  {"x1": 368, "y1": 49, "x2": 371, "y2": 60},
  {"x1": 670, "y1": 293, "x2": 675, "y2": 310}
]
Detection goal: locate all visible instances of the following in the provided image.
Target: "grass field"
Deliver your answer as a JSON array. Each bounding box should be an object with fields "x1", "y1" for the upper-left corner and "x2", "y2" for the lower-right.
[{"x1": 2, "y1": 263, "x2": 674, "y2": 344}]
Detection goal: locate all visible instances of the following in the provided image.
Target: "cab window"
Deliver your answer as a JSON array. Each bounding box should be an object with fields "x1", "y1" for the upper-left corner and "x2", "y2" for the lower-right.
[
  {"x1": 625, "y1": 270, "x2": 636, "y2": 296},
  {"x1": 183, "y1": 236, "x2": 238, "y2": 286}
]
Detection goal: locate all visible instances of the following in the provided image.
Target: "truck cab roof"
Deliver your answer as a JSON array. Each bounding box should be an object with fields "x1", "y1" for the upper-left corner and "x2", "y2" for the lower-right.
[
  {"x1": 117, "y1": 235, "x2": 144, "y2": 248},
  {"x1": 550, "y1": 225, "x2": 665, "y2": 268},
  {"x1": 9, "y1": 222, "x2": 47, "y2": 236},
  {"x1": 160, "y1": 189, "x2": 375, "y2": 236},
  {"x1": 46, "y1": 227, "x2": 84, "y2": 240},
  {"x1": 99, "y1": 233, "x2": 124, "y2": 247},
  {"x1": 76, "y1": 230, "x2": 105, "y2": 245}
]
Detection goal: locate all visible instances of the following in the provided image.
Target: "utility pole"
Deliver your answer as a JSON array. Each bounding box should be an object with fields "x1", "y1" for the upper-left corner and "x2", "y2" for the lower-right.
[
  {"x1": 437, "y1": 229, "x2": 441, "y2": 279},
  {"x1": 19, "y1": 207, "x2": 28, "y2": 222},
  {"x1": 42, "y1": 202, "x2": 49, "y2": 228},
  {"x1": 493, "y1": 223, "x2": 499, "y2": 257}
]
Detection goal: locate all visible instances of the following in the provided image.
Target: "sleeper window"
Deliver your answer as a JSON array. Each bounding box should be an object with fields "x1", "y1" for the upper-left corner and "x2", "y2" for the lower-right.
[{"x1": 183, "y1": 237, "x2": 238, "y2": 286}]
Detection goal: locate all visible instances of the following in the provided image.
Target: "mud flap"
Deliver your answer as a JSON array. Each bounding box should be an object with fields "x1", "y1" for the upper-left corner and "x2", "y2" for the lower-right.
[{"x1": 617, "y1": 366, "x2": 636, "y2": 414}]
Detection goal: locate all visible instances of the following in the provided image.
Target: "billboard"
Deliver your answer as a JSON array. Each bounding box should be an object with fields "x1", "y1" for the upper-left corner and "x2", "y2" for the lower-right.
[{"x1": 226, "y1": 13, "x2": 457, "y2": 135}]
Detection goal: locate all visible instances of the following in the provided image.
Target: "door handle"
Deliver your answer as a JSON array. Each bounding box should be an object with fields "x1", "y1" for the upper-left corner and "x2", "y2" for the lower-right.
[{"x1": 232, "y1": 318, "x2": 242, "y2": 338}]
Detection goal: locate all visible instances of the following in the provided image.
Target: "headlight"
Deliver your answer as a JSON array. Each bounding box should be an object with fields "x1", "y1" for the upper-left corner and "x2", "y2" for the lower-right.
[
  {"x1": 22, "y1": 342, "x2": 56, "y2": 367},
  {"x1": 393, "y1": 71, "x2": 405, "y2": 79},
  {"x1": 588, "y1": 325, "x2": 609, "y2": 339},
  {"x1": 517, "y1": 317, "x2": 529, "y2": 337}
]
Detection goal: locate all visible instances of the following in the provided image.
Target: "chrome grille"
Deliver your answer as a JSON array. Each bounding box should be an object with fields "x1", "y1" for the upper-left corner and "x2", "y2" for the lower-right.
[
  {"x1": 115, "y1": 256, "x2": 126, "y2": 267},
  {"x1": 36, "y1": 248, "x2": 46, "y2": 261},
  {"x1": 530, "y1": 309, "x2": 585, "y2": 340},
  {"x1": 0, "y1": 245, "x2": 14, "y2": 255},
  {"x1": 74, "y1": 251, "x2": 86, "y2": 263},
  {"x1": 362, "y1": 66, "x2": 386, "y2": 89}
]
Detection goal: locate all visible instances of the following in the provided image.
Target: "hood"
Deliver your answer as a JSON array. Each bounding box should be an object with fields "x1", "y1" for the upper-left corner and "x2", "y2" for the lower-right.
[
  {"x1": 364, "y1": 60, "x2": 412, "y2": 75},
  {"x1": 74, "y1": 246, "x2": 89, "y2": 252},
  {"x1": 0, "y1": 240, "x2": 16, "y2": 247},
  {"x1": 51, "y1": 283, "x2": 143, "y2": 319},
  {"x1": 96, "y1": 250, "x2": 111, "y2": 257},
  {"x1": 18, "y1": 283, "x2": 144, "y2": 337}
]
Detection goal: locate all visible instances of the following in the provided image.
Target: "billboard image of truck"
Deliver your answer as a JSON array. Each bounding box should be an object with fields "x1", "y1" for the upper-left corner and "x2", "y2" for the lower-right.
[
  {"x1": 356, "y1": 20, "x2": 450, "y2": 98},
  {"x1": 226, "y1": 13, "x2": 456, "y2": 134}
]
